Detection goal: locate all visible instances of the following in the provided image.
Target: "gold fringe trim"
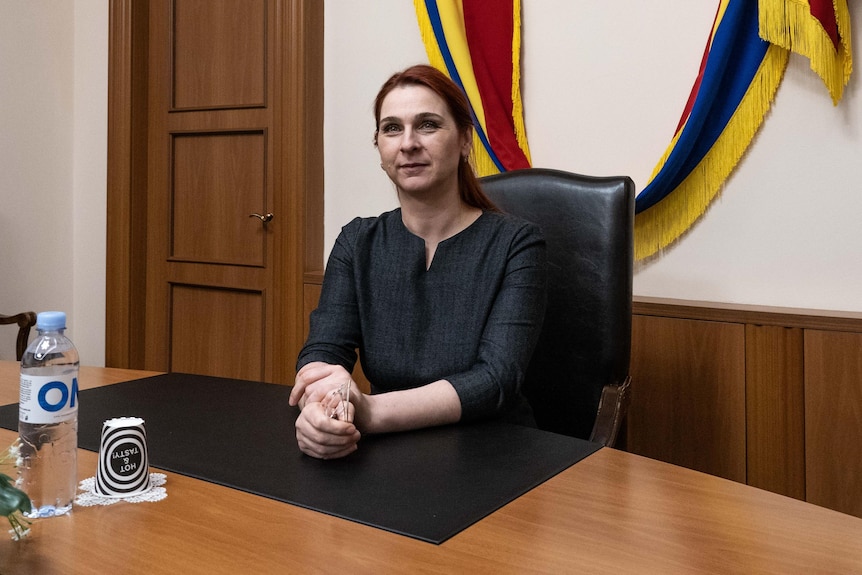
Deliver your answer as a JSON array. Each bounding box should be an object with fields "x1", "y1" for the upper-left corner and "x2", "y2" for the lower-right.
[
  {"x1": 471, "y1": 141, "x2": 501, "y2": 176},
  {"x1": 511, "y1": 0, "x2": 532, "y2": 166},
  {"x1": 634, "y1": 44, "x2": 790, "y2": 261},
  {"x1": 758, "y1": 0, "x2": 853, "y2": 104},
  {"x1": 646, "y1": 122, "x2": 686, "y2": 184},
  {"x1": 414, "y1": 1, "x2": 444, "y2": 69}
]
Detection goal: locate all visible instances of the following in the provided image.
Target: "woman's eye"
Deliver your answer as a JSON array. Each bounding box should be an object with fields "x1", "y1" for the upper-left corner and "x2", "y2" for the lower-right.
[
  {"x1": 418, "y1": 121, "x2": 439, "y2": 132},
  {"x1": 380, "y1": 123, "x2": 401, "y2": 134}
]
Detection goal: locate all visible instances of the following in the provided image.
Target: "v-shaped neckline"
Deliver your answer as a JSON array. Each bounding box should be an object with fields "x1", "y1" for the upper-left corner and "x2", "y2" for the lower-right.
[{"x1": 397, "y1": 210, "x2": 487, "y2": 271}]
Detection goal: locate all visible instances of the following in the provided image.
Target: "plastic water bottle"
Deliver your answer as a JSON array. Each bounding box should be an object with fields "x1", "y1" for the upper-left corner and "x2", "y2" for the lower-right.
[{"x1": 18, "y1": 311, "x2": 79, "y2": 517}]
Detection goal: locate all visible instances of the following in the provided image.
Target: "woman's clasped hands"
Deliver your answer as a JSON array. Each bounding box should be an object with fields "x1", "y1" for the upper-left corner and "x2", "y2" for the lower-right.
[{"x1": 290, "y1": 362, "x2": 363, "y2": 459}]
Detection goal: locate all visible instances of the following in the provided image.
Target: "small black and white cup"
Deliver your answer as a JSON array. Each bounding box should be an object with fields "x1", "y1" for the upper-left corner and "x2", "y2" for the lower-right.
[{"x1": 94, "y1": 417, "x2": 151, "y2": 497}]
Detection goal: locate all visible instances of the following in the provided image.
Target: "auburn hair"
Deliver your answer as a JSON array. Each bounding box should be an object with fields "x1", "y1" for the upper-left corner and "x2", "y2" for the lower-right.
[{"x1": 373, "y1": 64, "x2": 498, "y2": 211}]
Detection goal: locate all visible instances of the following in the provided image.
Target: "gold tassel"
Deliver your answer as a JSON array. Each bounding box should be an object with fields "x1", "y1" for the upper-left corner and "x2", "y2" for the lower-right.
[
  {"x1": 471, "y1": 142, "x2": 501, "y2": 177},
  {"x1": 414, "y1": 0, "x2": 446, "y2": 71},
  {"x1": 758, "y1": 0, "x2": 852, "y2": 104}
]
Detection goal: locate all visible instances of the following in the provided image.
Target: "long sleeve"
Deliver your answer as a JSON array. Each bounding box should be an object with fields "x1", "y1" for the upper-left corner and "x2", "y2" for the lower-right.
[
  {"x1": 296, "y1": 218, "x2": 364, "y2": 374},
  {"x1": 443, "y1": 222, "x2": 546, "y2": 421}
]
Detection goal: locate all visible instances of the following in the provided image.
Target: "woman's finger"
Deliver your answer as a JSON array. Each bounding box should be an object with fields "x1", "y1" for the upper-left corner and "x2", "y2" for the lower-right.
[
  {"x1": 291, "y1": 363, "x2": 352, "y2": 406},
  {"x1": 294, "y1": 402, "x2": 360, "y2": 459}
]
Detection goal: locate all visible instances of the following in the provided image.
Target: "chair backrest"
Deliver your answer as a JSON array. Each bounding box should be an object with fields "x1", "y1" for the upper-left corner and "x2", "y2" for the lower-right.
[
  {"x1": 0, "y1": 311, "x2": 37, "y2": 361},
  {"x1": 481, "y1": 168, "x2": 635, "y2": 439}
]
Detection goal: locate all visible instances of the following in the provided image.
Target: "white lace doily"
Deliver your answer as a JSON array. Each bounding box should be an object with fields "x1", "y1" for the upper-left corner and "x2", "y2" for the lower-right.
[{"x1": 75, "y1": 473, "x2": 168, "y2": 506}]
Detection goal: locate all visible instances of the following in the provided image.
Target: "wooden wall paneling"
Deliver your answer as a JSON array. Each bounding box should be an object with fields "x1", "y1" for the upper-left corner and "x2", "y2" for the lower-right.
[
  {"x1": 634, "y1": 297, "x2": 862, "y2": 333},
  {"x1": 744, "y1": 325, "x2": 805, "y2": 500},
  {"x1": 631, "y1": 298, "x2": 862, "y2": 516},
  {"x1": 804, "y1": 330, "x2": 862, "y2": 518},
  {"x1": 628, "y1": 315, "x2": 747, "y2": 483}
]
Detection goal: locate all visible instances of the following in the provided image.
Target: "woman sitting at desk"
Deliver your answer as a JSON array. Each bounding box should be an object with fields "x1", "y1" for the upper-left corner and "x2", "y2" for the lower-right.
[{"x1": 289, "y1": 65, "x2": 547, "y2": 459}]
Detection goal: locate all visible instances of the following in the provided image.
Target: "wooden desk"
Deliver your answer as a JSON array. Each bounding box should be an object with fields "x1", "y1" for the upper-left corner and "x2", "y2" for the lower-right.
[{"x1": 0, "y1": 362, "x2": 860, "y2": 574}]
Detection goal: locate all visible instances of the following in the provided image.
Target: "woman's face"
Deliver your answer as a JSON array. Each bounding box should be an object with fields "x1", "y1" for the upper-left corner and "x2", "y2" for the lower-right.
[{"x1": 376, "y1": 84, "x2": 472, "y2": 201}]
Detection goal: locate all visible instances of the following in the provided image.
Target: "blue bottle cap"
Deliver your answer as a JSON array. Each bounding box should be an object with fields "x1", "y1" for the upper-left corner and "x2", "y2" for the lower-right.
[{"x1": 36, "y1": 311, "x2": 67, "y2": 331}]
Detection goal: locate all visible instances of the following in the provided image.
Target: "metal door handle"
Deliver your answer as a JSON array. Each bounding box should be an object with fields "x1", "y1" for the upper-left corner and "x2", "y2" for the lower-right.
[{"x1": 249, "y1": 213, "x2": 274, "y2": 223}]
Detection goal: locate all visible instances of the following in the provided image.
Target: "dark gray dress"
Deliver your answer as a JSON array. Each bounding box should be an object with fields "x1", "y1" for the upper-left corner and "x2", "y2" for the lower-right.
[{"x1": 297, "y1": 208, "x2": 547, "y2": 424}]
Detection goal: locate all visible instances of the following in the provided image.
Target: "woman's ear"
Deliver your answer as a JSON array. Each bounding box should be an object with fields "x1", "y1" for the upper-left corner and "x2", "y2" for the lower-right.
[{"x1": 461, "y1": 128, "x2": 473, "y2": 156}]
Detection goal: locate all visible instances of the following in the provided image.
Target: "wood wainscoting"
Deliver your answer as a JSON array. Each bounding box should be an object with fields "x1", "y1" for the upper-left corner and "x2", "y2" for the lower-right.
[{"x1": 629, "y1": 297, "x2": 862, "y2": 519}]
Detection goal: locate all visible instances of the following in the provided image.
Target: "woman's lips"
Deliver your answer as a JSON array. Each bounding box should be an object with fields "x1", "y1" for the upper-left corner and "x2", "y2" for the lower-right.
[{"x1": 399, "y1": 163, "x2": 427, "y2": 174}]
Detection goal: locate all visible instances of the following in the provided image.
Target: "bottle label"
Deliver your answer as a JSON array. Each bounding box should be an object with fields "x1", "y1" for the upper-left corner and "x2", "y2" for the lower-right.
[{"x1": 19, "y1": 374, "x2": 79, "y2": 424}]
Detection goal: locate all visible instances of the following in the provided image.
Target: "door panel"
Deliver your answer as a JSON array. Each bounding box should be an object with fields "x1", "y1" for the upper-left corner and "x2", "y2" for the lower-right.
[
  {"x1": 171, "y1": 131, "x2": 267, "y2": 266},
  {"x1": 172, "y1": 0, "x2": 267, "y2": 110},
  {"x1": 170, "y1": 284, "x2": 265, "y2": 380}
]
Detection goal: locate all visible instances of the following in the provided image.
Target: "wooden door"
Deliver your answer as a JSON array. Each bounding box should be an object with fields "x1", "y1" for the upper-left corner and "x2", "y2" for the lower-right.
[{"x1": 106, "y1": 0, "x2": 323, "y2": 383}]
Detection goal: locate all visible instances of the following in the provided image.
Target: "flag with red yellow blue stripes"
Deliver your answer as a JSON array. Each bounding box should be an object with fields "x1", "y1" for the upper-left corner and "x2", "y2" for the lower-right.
[{"x1": 414, "y1": 0, "x2": 531, "y2": 176}]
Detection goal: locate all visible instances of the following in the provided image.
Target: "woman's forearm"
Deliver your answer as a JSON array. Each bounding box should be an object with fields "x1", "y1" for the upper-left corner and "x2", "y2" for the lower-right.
[{"x1": 360, "y1": 379, "x2": 462, "y2": 434}]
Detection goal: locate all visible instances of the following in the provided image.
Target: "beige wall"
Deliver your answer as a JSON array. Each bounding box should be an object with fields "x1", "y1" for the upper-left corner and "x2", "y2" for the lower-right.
[
  {"x1": 1, "y1": 1, "x2": 860, "y2": 364},
  {"x1": 1, "y1": 1, "x2": 78, "y2": 361}
]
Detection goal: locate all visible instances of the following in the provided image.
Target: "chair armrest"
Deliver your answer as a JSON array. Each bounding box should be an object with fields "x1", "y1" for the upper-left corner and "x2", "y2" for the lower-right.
[
  {"x1": 0, "y1": 311, "x2": 37, "y2": 361},
  {"x1": 588, "y1": 375, "x2": 632, "y2": 447}
]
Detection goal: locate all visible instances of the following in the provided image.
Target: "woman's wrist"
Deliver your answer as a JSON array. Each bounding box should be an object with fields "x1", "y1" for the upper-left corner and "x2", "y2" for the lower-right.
[{"x1": 354, "y1": 393, "x2": 377, "y2": 434}]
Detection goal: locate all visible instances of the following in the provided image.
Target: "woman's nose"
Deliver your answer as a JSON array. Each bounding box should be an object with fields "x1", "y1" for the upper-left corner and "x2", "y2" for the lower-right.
[{"x1": 400, "y1": 128, "x2": 419, "y2": 151}]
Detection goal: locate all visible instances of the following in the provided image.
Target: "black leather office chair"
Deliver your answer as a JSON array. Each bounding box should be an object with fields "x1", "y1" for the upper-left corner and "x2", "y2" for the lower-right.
[
  {"x1": 0, "y1": 311, "x2": 37, "y2": 361},
  {"x1": 481, "y1": 168, "x2": 635, "y2": 447}
]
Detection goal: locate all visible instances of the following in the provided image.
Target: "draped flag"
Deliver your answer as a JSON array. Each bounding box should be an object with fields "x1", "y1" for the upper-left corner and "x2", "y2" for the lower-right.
[
  {"x1": 414, "y1": 0, "x2": 532, "y2": 176},
  {"x1": 413, "y1": 1, "x2": 852, "y2": 260},
  {"x1": 634, "y1": 0, "x2": 851, "y2": 259}
]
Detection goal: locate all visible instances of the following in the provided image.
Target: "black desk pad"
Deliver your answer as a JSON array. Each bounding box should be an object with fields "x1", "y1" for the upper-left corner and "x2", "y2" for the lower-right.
[{"x1": 0, "y1": 373, "x2": 601, "y2": 544}]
